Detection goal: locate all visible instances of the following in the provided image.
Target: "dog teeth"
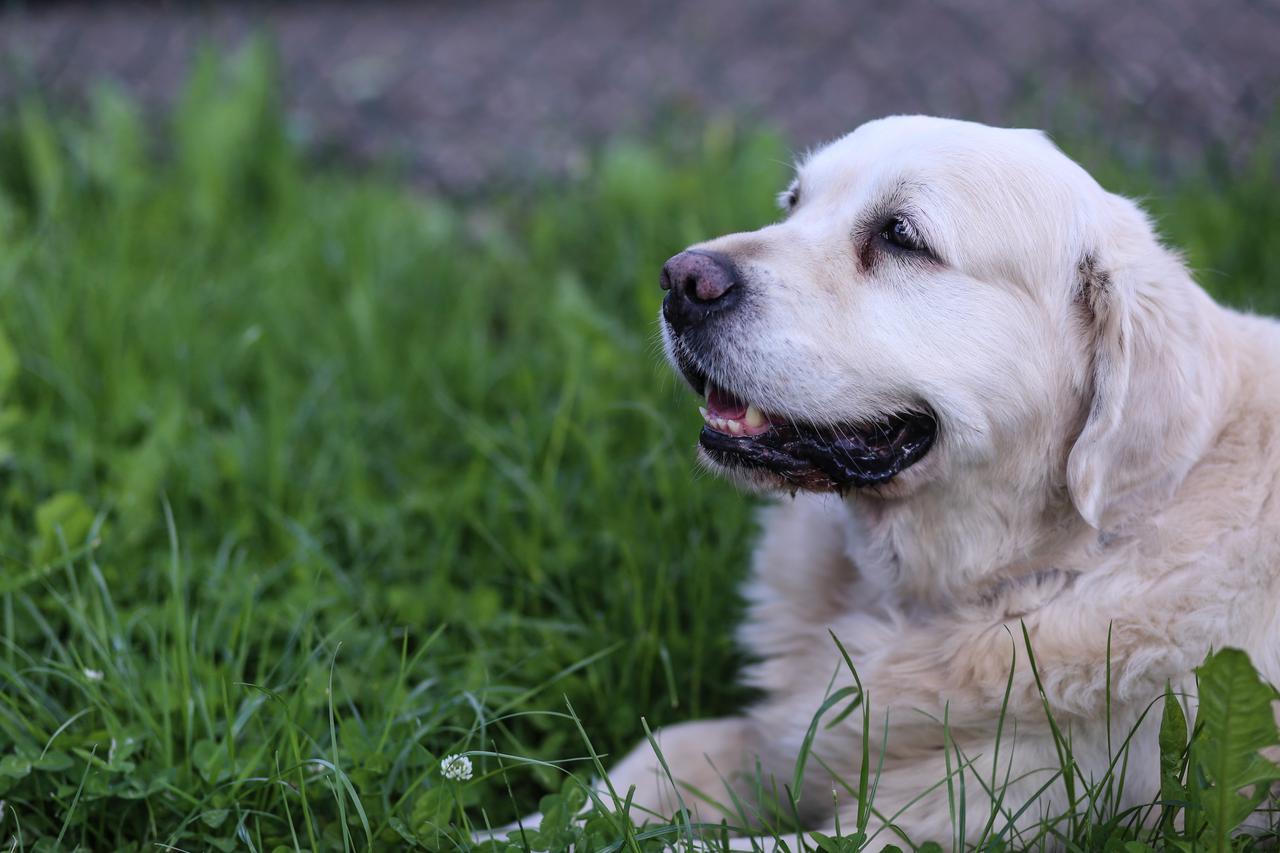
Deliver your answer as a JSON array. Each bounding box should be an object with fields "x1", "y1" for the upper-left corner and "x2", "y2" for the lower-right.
[{"x1": 699, "y1": 401, "x2": 769, "y2": 436}]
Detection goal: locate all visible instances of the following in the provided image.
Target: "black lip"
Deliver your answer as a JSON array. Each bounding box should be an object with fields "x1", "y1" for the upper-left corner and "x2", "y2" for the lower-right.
[
  {"x1": 698, "y1": 411, "x2": 937, "y2": 492},
  {"x1": 667, "y1": 334, "x2": 935, "y2": 491},
  {"x1": 671, "y1": 340, "x2": 709, "y2": 396}
]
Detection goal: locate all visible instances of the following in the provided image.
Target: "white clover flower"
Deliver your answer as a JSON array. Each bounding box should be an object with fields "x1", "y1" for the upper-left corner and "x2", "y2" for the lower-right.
[
  {"x1": 440, "y1": 753, "x2": 472, "y2": 781},
  {"x1": 83, "y1": 668, "x2": 104, "y2": 682}
]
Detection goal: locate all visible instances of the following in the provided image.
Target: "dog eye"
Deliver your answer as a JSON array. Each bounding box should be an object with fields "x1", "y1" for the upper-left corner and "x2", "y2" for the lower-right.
[
  {"x1": 777, "y1": 183, "x2": 800, "y2": 212},
  {"x1": 880, "y1": 216, "x2": 923, "y2": 252}
]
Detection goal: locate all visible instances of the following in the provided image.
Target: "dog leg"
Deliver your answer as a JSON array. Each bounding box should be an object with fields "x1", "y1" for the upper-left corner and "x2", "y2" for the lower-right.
[
  {"x1": 604, "y1": 716, "x2": 760, "y2": 830},
  {"x1": 480, "y1": 717, "x2": 759, "y2": 844}
]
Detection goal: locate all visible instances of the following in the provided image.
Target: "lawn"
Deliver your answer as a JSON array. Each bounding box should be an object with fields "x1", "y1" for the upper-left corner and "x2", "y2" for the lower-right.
[{"x1": 1, "y1": 48, "x2": 1279, "y2": 852}]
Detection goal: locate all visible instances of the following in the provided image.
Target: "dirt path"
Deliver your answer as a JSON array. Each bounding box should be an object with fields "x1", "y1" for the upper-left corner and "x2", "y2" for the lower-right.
[{"x1": 2, "y1": 0, "x2": 1276, "y2": 190}]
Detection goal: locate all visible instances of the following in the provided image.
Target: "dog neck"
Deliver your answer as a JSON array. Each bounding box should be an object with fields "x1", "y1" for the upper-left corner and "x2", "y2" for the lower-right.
[{"x1": 838, "y1": 471, "x2": 1090, "y2": 611}]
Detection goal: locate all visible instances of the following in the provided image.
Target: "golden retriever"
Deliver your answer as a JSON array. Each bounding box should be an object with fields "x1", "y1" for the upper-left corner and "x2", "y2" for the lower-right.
[{"x1": 593, "y1": 115, "x2": 1280, "y2": 847}]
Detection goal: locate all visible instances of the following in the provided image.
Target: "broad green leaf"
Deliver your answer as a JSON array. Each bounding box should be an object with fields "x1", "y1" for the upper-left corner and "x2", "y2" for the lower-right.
[
  {"x1": 191, "y1": 738, "x2": 230, "y2": 784},
  {"x1": 809, "y1": 830, "x2": 861, "y2": 852},
  {"x1": 409, "y1": 786, "x2": 454, "y2": 848},
  {"x1": 1191, "y1": 648, "x2": 1280, "y2": 850},
  {"x1": 30, "y1": 491, "x2": 95, "y2": 567},
  {"x1": 0, "y1": 753, "x2": 32, "y2": 780},
  {"x1": 535, "y1": 780, "x2": 588, "y2": 851},
  {"x1": 33, "y1": 750, "x2": 74, "y2": 773}
]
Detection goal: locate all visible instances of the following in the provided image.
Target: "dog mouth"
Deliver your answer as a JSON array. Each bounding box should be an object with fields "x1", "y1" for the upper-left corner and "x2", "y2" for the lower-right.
[{"x1": 676, "y1": 351, "x2": 937, "y2": 492}]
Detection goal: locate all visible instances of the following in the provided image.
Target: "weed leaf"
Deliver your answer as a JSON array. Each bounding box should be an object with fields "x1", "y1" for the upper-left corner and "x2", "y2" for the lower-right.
[{"x1": 1191, "y1": 648, "x2": 1280, "y2": 849}]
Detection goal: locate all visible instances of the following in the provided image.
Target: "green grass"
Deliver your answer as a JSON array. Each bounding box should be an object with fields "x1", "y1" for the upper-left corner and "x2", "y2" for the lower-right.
[{"x1": 0, "y1": 45, "x2": 1278, "y2": 851}]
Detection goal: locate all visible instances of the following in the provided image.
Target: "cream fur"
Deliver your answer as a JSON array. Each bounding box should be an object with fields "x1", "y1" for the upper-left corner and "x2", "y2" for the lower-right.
[
  {"x1": 621, "y1": 116, "x2": 1280, "y2": 849},
  {"x1": 511, "y1": 116, "x2": 1280, "y2": 849}
]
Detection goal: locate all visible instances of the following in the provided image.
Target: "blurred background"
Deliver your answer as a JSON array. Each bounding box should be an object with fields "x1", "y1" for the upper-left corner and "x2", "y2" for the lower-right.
[
  {"x1": 4, "y1": 0, "x2": 1278, "y2": 190},
  {"x1": 0, "y1": 2, "x2": 1277, "y2": 850}
]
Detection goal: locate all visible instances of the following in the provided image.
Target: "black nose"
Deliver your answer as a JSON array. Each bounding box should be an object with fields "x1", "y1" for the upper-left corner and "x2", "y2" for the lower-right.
[{"x1": 660, "y1": 250, "x2": 741, "y2": 335}]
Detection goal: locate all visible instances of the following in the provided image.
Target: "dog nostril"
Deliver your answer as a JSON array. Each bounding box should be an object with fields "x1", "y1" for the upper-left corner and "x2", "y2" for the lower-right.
[{"x1": 683, "y1": 274, "x2": 701, "y2": 300}]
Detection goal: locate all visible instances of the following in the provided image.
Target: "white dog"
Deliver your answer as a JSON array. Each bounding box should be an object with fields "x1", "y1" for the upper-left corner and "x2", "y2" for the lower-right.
[{"x1": 590, "y1": 115, "x2": 1280, "y2": 848}]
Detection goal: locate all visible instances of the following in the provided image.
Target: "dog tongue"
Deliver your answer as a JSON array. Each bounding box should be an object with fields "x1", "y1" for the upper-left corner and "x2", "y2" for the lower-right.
[{"x1": 706, "y1": 384, "x2": 748, "y2": 419}]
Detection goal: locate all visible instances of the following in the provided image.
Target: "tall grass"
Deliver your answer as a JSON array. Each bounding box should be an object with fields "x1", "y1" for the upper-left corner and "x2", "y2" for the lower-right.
[{"x1": 0, "y1": 43, "x2": 1277, "y2": 851}]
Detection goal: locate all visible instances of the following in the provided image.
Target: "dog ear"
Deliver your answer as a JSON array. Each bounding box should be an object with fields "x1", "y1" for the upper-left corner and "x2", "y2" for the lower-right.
[{"x1": 1066, "y1": 197, "x2": 1227, "y2": 529}]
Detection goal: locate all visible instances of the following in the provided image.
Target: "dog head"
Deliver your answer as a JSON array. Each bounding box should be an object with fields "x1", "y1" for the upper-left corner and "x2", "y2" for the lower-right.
[{"x1": 661, "y1": 116, "x2": 1224, "y2": 530}]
